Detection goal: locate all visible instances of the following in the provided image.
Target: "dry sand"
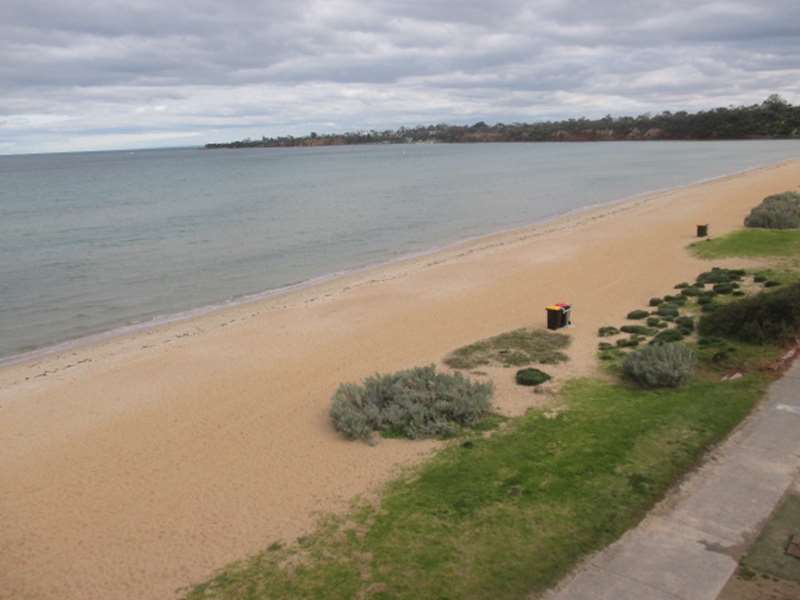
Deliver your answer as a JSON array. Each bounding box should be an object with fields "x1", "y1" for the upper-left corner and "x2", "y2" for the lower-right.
[{"x1": 2, "y1": 160, "x2": 800, "y2": 600}]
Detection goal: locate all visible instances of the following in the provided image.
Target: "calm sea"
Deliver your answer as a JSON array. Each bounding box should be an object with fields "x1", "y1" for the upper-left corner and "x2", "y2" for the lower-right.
[{"x1": 2, "y1": 141, "x2": 799, "y2": 361}]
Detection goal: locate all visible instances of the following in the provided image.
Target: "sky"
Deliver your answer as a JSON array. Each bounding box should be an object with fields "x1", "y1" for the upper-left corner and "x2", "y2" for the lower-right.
[{"x1": 1, "y1": 0, "x2": 799, "y2": 154}]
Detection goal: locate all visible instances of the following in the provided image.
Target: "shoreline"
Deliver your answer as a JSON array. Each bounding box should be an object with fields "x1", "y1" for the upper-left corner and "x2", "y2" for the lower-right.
[
  {"x1": 2, "y1": 157, "x2": 795, "y2": 371},
  {"x1": 2, "y1": 158, "x2": 800, "y2": 600}
]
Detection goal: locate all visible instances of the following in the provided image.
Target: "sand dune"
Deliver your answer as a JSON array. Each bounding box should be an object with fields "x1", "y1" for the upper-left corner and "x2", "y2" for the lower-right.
[{"x1": 2, "y1": 160, "x2": 799, "y2": 599}]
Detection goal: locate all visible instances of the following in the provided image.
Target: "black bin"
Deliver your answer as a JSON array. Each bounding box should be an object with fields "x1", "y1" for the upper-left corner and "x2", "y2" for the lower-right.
[
  {"x1": 697, "y1": 224, "x2": 709, "y2": 237},
  {"x1": 546, "y1": 306, "x2": 563, "y2": 330}
]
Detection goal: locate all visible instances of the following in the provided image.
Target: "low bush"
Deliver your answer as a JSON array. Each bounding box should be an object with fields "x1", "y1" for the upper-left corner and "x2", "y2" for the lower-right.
[
  {"x1": 657, "y1": 305, "x2": 680, "y2": 318},
  {"x1": 598, "y1": 342, "x2": 613, "y2": 350},
  {"x1": 681, "y1": 287, "x2": 702, "y2": 297},
  {"x1": 753, "y1": 274, "x2": 767, "y2": 283},
  {"x1": 764, "y1": 280, "x2": 781, "y2": 288},
  {"x1": 598, "y1": 326, "x2": 620, "y2": 337},
  {"x1": 675, "y1": 316, "x2": 695, "y2": 332},
  {"x1": 650, "y1": 328, "x2": 684, "y2": 345},
  {"x1": 646, "y1": 317, "x2": 662, "y2": 327},
  {"x1": 744, "y1": 191, "x2": 800, "y2": 229},
  {"x1": 713, "y1": 283, "x2": 735, "y2": 294},
  {"x1": 663, "y1": 295, "x2": 687, "y2": 305},
  {"x1": 616, "y1": 337, "x2": 641, "y2": 348},
  {"x1": 701, "y1": 303, "x2": 718, "y2": 313},
  {"x1": 626, "y1": 310, "x2": 650, "y2": 320},
  {"x1": 515, "y1": 368, "x2": 551, "y2": 386},
  {"x1": 620, "y1": 325, "x2": 657, "y2": 336},
  {"x1": 732, "y1": 290, "x2": 746, "y2": 297},
  {"x1": 674, "y1": 282, "x2": 689, "y2": 289},
  {"x1": 623, "y1": 342, "x2": 695, "y2": 388},
  {"x1": 698, "y1": 283, "x2": 800, "y2": 344},
  {"x1": 697, "y1": 296, "x2": 713, "y2": 305},
  {"x1": 330, "y1": 366, "x2": 493, "y2": 440},
  {"x1": 649, "y1": 297, "x2": 663, "y2": 307},
  {"x1": 696, "y1": 267, "x2": 744, "y2": 286}
]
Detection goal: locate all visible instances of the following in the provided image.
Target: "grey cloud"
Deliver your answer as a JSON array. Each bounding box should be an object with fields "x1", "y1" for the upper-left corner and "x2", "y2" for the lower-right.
[{"x1": 0, "y1": 0, "x2": 798, "y2": 153}]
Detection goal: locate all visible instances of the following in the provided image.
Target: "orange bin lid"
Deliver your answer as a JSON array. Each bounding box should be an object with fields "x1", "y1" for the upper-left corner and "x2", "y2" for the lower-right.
[{"x1": 546, "y1": 305, "x2": 562, "y2": 311}]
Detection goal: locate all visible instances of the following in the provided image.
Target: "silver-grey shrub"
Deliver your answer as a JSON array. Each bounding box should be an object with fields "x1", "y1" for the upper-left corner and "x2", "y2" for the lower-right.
[
  {"x1": 623, "y1": 342, "x2": 695, "y2": 388},
  {"x1": 744, "y1": 191, "x2": 800, "y2": 229},
  {"x1": 330, "y1": 365, "x2": 493, "y2": 440}
]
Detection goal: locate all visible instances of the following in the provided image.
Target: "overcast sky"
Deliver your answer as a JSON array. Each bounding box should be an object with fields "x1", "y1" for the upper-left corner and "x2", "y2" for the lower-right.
[{"x1": 1, "y1": 1, "x2": 799, "y2": 154}]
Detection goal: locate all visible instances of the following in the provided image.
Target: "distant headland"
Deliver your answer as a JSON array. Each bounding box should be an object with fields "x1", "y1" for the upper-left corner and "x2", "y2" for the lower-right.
[{"x1": 206, "y1": 95, "x2": 800, "y2": 149}]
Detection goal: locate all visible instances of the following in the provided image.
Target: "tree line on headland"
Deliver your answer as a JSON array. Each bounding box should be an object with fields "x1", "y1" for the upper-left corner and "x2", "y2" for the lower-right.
[{"x1": 205, "y1": 95, "x2": 800, "y2": 149}]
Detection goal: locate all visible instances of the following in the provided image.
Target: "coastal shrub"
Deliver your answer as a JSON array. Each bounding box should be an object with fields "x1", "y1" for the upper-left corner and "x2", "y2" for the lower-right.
[
  {"x1": 444, "y1": 328, "x2": 570, "y2": 369},
  {"x1": 657, "y1": 305, "x2": 680, "y2": 318},
  {"x1": 744, "y1": 191, "x2": 800, "y2": 229},
  {"x1": 674, "y1": 282, "x2": 689, "y2": 289},
  {"x1": 330, "y1": 365, "x2": 493, "y2": 440},
  {"x1": 701, "y1": 303, "x2": 718, "y2": 313},
  {"x1": 697, "y1": 296, "x2": 713, "y2": 305},
  {"x1": 675, "y1": 316, "x2": 695, "y2": 332},
  {"x1": 713, "y1": 282, "x2": 735, "y2": 294},
  {"x1": 626, "y1": 310, "x2": 650, "y2": 320},
  {"x1": 753, "y1": 274, "x2": 767, "y2": 283},
  {"x1": 598, "y1": 342, "x2": 613, "y2": 350},
  {"x1": 623, "y1": 343, "x2": 695, "y2": 388},
  {"x1": 663, "y1": 294, "x2": 687, "y2": 304},
  {"x1": 616, "y1": 337, "x2": 641, "y2": 348},
  {"x1": 646, "y1": 317, "x2": 662, "y2": 327},
  {"x1": 696, "y1": 268, "x2": 744, "y2": 286},
  {"x1": 764, "y1": 280, "x2": 782, "y2": 288},
  {"x1": 650, "y1": 328, "x2": 684, "y2": 345},
  {"x1": 698, "y1": 283, "x2": 800, "y2": 344},
  {"x1": 515, "y1": 368, "x2": 551, "y2": 386},
  {"x1": 681, "y1": 287, "x2": 702, "y2": 297},
  {"x1": 598, "y1": 326, "x2": 620, "y2": 337},
  {"x1": 732, "y1": 290, "x2": 746, "y2": 297},
  {"x1": 620, "y1": 325, "x2": 657, "y2": 336},
  {"x1": 649, "y1": 297, "x2": 663, "y2": 307}
]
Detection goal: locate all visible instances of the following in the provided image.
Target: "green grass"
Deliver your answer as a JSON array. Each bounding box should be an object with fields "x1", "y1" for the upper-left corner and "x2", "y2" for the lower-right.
[
  {"x1": 444, "y1": 328, "x2": 570, "y2": 369},
  {"x1": 690, "y1": 229, "x2": 800, "y2": 259},
  {"x1": 186, "y1": 373, "x2": 771, "y2": 600},
  {"x1": 741, "y1": 493, "x2": 800, "y2": 583}
]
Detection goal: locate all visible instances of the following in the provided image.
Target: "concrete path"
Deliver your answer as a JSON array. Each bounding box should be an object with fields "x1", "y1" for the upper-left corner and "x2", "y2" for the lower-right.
[{"x1": 544, "y1": 361, "x2": 800, "y2": 600}]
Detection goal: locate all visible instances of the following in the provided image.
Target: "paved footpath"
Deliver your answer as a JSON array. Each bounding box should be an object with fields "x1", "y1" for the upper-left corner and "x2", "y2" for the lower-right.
[{"x1": 544, "y1": 361, "x2": 800, "y2": 600}]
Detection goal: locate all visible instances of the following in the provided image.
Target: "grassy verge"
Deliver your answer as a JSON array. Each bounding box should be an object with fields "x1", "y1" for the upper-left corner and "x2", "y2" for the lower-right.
[
  {"x1": 690, "y1": 228, "x2": 800, "y2": 259},
  {"x1": 187, "y1": 371, "x2": 773, "y2": 600},
  {"x1": 444, "y1": 328, "x2": 570, "y2": 369}
]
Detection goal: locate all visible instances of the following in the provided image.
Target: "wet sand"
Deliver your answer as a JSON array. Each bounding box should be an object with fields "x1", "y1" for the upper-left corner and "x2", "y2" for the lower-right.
[{"x1": 1, "y1": 160, "x2": 799, "y2": 599}]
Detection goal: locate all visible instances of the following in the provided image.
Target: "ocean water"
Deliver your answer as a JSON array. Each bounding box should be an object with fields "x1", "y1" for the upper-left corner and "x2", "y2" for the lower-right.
[{"x1": 2, "y1": 140, "x2": 799, "y2": 361}]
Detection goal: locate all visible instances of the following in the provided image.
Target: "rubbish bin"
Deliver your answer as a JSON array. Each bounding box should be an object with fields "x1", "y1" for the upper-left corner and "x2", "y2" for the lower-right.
[
  {"x1": 556, "y1": 303, "x2": 572, "y2": 327},
  {"x1": 546, "y1": 305, "x2": 563, "y2": 330},
  {"x1": 697, "y1": 224, "x2": 709, "y2": 237}
]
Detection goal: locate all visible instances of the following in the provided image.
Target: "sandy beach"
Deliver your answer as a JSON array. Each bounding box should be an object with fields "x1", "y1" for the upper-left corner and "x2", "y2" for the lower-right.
[{"x1": 2, "y1": 159, "x2": 800, "y2": 600}]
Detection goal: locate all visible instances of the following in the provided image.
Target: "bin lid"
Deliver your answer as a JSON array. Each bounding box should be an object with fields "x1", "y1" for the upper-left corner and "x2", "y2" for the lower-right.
[
  {"x1": 546, "y1": 305, "x2": 562, "y2": 311},
  {"x1": 555, "y1": 303, "x2": 571, "y2": 309}
]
